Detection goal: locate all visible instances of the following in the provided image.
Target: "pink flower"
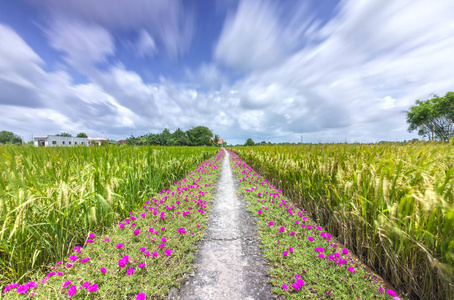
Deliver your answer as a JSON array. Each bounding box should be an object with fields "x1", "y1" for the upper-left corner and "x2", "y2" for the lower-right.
[
  {"x1": 134, "y1": 229, "x2": 140, "y2": 236},
  {"x1": 296, "y1": 279, "x2": 304, "y2": 287},
  {"x1": 3, "y1": 283, "x2": 19, "y2": 293},
  {"x1": 149, "y1": 228, "x2": 154, "y2": 232},
  {"x1": 66, "y1": 263, "x2": 73, "y2": 268},
  {"x1": 87, "y1": 283, "x2": 98, "y2": 292},
  {"x1": 279, "y1": 226, "x2": 285, "y2": 232},
  {"x1": 119, "y1": 223, "x2": 125, "y2": 229},
  {"x1": 144, "y1": 251, "x2": 150, "y2": 257},
  {"x1": 197, "y1": 224, "x2": 200, "y2": 228},
  {"x1": 26, "y1": 281, "x2": 38, "y2": 289},
  {"x1": 164, "y1": 249, "x2": 172, "y2": 256},
  {"x1": 258, "y1": 210, "x2": 262, "y2": 214},
  {"x1": 73, "y1": 247, "x2": 81, "y2": 253},
  {"x1": 62, "y1": 280, "x2": 72, "y2": 288},
  {"x1": 348, "y1": 266, "x2": 356, "y2": 273},
  {"x1": 104, "y1": 238, "x2": 110, "y2": 242},
  {"x1": 283, "y1": 251, "x2": 288, "y2": 257},
  {"x1": 308, "y1": 236, "x2": 313, "y2": 242},
  {"x1": 127, "y1": 268, "x2": 134, "y2": 276},
  {"x1": 68, "y1": 285, "x2": 76, "y2": 298},
  {"x1": 140, "y1": 247, "x2": 146, "y2": 252},
  {"x1": 158, "y1": 243, "x2": 165, "y2": 248},
  {"x1": 289, "y1": 247, "x2": 294, "y2": 252},
  {"x1": 116, "y1": 243, "x2": 124, "y2": 249},
  {"x1": 69, "y1": 255, "x2": 77, "y2": 262},
  {"x1": 342, "y1": 248, "x2": 349, "y2": 255},
  {"x1": 80, "y1": 257, "x2": 90, "y2": 264},
  {"x1": 152, "y1": 252, "x2": 159, "y2": 257},
  {"x1": 89, "y1": 233, "x2": 95, "y2": 239},
  {"x1": 57, "y1": 271, "x2": 63, "y2": 276},
  {"x1": 268, "y1": 221, "x2": 273, "y2": 226},
  {"x1": 47, "y1": 272, "x2": 56, "y2": 277},
  {"x1": 161, "y1": 227, "x2": 166, "y2": 231},
  {"x1": 292, "y1": 283, "x2": 299, "y2": 290},
  {"x1": 138, "y1": 263, "x2": 146, "y2": 268},
  {"x1": 282, "y1": 284, "x2": 288, "y2": 291},
  {"x1": 161, "y1": 237, "x2": 167, "y2": 242},
  {"x1": 318, "y1": 254, "x2": 325, "y2": 259},
  {"x1": 386, "y1": 290, "x2": 397, "y2": 297},
  {"x1": 136, "y1": 292, "x2": 147, "y2": 300},
  {"x1": 100, "y1": 268, "x2": 107, "y2": 273},
  {"x1": 82, "y1": 282, "x2": 90, "y2": 289},
  {"x1": 17, "y1": 285, "x2": 29, "y2": 294}
]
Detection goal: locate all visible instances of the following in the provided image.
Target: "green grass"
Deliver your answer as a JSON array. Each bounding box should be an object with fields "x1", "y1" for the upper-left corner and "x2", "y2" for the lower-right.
[
  {"x1": 230, "y1": 143, "x2": 454, "y2": 300},
  {"x1": 0, "y1": 145, "x2": 219, "y2": 286},
  {"x1": 229, "y1": 150, "x2": 397, "y2": 299},
  {"x1": 1, "y1": 148, "x2": 224, "y2": 299}
]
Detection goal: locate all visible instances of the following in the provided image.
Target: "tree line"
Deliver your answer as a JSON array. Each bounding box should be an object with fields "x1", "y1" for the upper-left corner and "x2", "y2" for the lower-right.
[{"x1": 126, "y1": 126, "x2": 224, "y2": 147}]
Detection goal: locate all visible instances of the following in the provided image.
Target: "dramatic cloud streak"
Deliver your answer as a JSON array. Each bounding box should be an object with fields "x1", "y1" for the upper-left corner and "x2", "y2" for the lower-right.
[{"x1": 1, "y1": 0, "x2": 454, "y2": 144}]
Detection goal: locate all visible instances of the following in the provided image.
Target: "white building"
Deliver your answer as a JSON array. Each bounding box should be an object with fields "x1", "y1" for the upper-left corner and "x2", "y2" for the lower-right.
[
  {"x1": 87, "y1": 137, "x2": 108, "y2": 145},
  {"x1": 33, "y1": 135, "x2": 88, "y2": 147}
]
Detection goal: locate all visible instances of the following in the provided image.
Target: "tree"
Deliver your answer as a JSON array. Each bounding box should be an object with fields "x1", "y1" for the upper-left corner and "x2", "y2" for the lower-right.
[
  {"x1": 77, "y1": 132, "x2": 88, "y2": 138},
  {"x1": 406, "y1": 92, "x2": 454, "y2": 141},
  {"x1": 172, "y1": 128, "x2": 189, "y2": 146},
  {"x1": 245, "y1": 138, "x2": 255, "y2": 146},
  {"x1": 186, "y1": 126, "x2": 213, "y2": 146},
  {"x1": 56, "y1": 132, "x2": 72, "y2": 137},
  {"x1": 222, "y1": 141, "x2": 227, "y2": 147},
  {"x1": 212, "y1": 134, "x2": 220, "y2": 146},
  {"x1": 0, "y1": 130, "x2": 22, "y2": 144}
]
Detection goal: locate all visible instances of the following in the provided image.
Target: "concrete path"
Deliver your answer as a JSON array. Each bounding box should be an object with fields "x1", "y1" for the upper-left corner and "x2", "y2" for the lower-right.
[{"x1": 179, "y1": 150, "x2": 274, "y2": 300}]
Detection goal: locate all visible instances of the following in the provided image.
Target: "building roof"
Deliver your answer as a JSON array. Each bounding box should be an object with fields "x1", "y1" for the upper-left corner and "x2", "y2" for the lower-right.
[
  {"x1": 87, "y1": 137, "x2": 108, "y2": 141},
  {"x1": 210, "y1": 138, "x2": 223, "y2": 144}
]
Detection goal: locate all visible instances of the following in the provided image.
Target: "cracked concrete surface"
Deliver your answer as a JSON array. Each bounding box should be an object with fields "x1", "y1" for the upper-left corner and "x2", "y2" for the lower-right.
[{"x1": 178, "y1": 150, "x2": 274, "y2": 300}]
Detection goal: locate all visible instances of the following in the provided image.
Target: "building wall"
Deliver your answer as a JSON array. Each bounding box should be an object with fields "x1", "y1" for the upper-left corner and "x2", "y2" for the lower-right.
[{"x1": 34, "y1": 136, "x2": 88, "y2": 147}]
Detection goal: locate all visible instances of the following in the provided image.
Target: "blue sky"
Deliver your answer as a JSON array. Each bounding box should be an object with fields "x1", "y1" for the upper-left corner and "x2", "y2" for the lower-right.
[{"x1": 1, "y1": 0, "x2": 453, "y2": 144}]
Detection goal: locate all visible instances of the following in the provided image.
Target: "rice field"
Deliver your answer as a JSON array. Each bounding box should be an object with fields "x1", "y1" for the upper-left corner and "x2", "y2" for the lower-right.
[
  {"x1": 231, "y1": 143, "x2": 454, "y2": 299},
  {"x1": 0, "y1": 145, "x2": 219, "y2": 286}
]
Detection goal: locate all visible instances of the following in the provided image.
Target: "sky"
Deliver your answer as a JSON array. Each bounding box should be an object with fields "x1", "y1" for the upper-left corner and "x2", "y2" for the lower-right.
[{"x1": 1, "y1": 0, "x2": 454, "y2": 145}]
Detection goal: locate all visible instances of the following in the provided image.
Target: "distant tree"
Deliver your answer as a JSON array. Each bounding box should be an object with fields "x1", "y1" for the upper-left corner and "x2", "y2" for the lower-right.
[
  {"x1": 186, "y1": 126, "x2": 213, "y2": 146},
  {"x1": 172, "y1": 128, "x2": 189, "y2": 146},
  {"x1": 126, "y1": 135, "x2": 138, "y2": 146},
  {"x1": 212, "y1": 134, "x2": 220, "y2": 146},
  {"x1": 56, "y1": 132, "x2": 72, "y2": 137},
  {"x1": 77, "y1": 132, "x2": 88, "y2": 138},
  {"x1": 222, "y1": 141, "x2": 227, "y2": 147},
  {"x1": 245, "y1": 138, "x2": 255, "y2": 146},
  {"x1": 406, "y1": 92, "x2": 454, "y2": 141},
  {"x1": 159, "y1": 128, "x2": 172, "y2": 146},
  {"x1": 0, "y1": 130, "x2": 22, "y2": 144}
]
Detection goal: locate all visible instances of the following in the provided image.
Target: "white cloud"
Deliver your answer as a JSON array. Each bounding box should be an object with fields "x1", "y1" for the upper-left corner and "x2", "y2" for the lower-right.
[
  {"x1": 215, "y1": 0, "x2": 312, "y2": 71},
  {"x1": 135, "y1": 30, "x2": 157, "y2": 57},
  {"x1": 33, "y1": 0, "x2": 194, "y2": 58},
  {"x1": 45, "y1": 19, "x2": 115, "y2": 72}
]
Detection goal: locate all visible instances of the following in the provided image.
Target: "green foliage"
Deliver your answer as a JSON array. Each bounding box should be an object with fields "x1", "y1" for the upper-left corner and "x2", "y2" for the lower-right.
[
  {"x1": 231, "y1": 143, "x2": 454, "y2": 299},
  {"x1": 186, "y1": 126, "x2": 213, "y2": 146},
  {"x1": 233, "y1": 164, "x2": 393, "y2": 299},
  {"x1": 245, "y1": 138, "x2": 255, "y2": 146},
  {"x1": 77, "y1": 132, "x2": 88, "y2": 138},
  {"x1": 0, "y1": 131, "x2": 22, "y2": 144},
  {"x1": 0, "y1": 146, "x2": 219, "y2": 285},
  {"x1": 406, "y1": 91, "x2": 454, "y2": 141},
  {"x1": 56, "y1": 132, "x2": 72, "y2": 137}
]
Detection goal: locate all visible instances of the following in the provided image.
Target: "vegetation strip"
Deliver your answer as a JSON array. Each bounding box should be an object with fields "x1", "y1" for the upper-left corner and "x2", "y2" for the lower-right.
[
  {"x1": 2, "y1": 149, "x2": 224, "y2": 299},
  {"x1": 0, "y1": 146, "x2": 218, "y2": 285},
  {"x1": 229, "y1": 149, "x2": 401, "y2": 299},
  {"x1": 231, "y1": 144, "x2": 454, "y2": 300}
]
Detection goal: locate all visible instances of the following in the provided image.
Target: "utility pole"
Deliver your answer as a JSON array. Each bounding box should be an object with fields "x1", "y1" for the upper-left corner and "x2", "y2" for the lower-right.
[{"x1": 301, "y1": 135, "x2": 303, "y2": 144}]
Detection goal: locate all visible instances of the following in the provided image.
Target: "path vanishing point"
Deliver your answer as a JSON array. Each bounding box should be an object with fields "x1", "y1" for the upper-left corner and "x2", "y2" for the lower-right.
[{"x1": 178, "y1": 150, "x2": 275, "y2": 300}]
